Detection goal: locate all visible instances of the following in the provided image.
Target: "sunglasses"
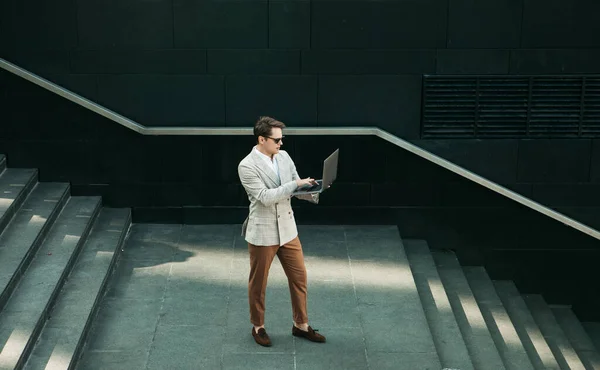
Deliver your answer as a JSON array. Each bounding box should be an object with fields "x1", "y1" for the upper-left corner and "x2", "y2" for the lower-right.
[{"x1": 265, "y1": 136, "x2": 284, "y2": 144}]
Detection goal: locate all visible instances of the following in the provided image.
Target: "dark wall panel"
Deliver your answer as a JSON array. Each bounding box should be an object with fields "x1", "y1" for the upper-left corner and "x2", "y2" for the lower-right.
[
  {"x1": 371, "y1": 183, "x2": 441, "y2": 207},
  {"x1": 441, "y1": 180, "x2": 509, "y2": 207},
  {"x1": 311, "y1": 0, "x2": 446, "y2": 49},
  {"x1": 591, "y1": 139, "x2": 600, "y2": 183},
  {"x1": 97, "y1": 75, "x2": 225, "y2": 126},
  {"x1": 2, "y1": 75, "x2": 106, "y2": 139},
  {"x1": 174, "y1": 0, "x2": 268, "y2": 48},
  {"x1": 42, "y1": 74, "x2": 98, "y2": 101},
  {"x1": 310, "y1": 2, "x2": 370, "y2": 49},
  {"x1": 521, "y1": 0, "x2": 600, "y2": 48},
  {"x1": 2, "y1": 51, "x2": 70, "y2": 75},
  {"x1": 77, "y1": 182, "x2": 245, "y2": 208},
  {"x1": 485, "y1": 249, "x2": 599, "y2": 303},
  {"x1": 302, "y1": 50, "x2": 436, "y2": 75},
  {"x1": 414, "y1": 139, "x2": 519, "y2": 183},
  {"x1": 207, "y1": 50, "x2": 300, "y2": 75},
  {"x1": 517, "y1": 139, "x2": 592, "y2": 183},
  {"x1": 292, "y1": 136, "x2": 387, "y2": 183},
  {"x1": 336, "y1": 136, "x2": 387, "y2": 183},
  {"x1": 199, "y1": 136, "x2": 256, "y2": 184},
  {"x1": 447, "y1": 0, "x2": 522, "y2": 48},
  {"x1": 552, "y1": 207, "x2": 600, "y2": 231},
  {"x1": 369, "y1": 1, "x2": 447, "y2": 48},
  {"x1": 225, "y1": 75, "x2": 317, "y2": 126},
  {"x1": 510, "y1": 50, "x2": 600, "y2": 74},
  {"x1": 290, "y1": 136, "x2": 346, "y2": 180},
  {"x1": 0, "y1": 0, "x2": 77, "y2": 50},
  {"x1": 0, "y1": 17, "x2": 4, "y2": 52},
  {"x1": 156, "y1": 137, "x2": 206, "y2": 184},
  {"x1": 71, "y1": 50, "x2": 208, "y2": 75},
  {"x1": 77, "y1": 0, "x2": 173, "y2": 49},
  {"x1": 3, "y1": 140, "x2": 91, "y2": 183},
  {"x1": 269, "y1": 1, "x2": 310, "y2": 49},
  {"x1": 84, "y1": 135, "x2": 223, "y2": 186},
  {"x1": 383, "y1": 141, "x2": 458, "y2": 184},
  {"x1": 532, "y1": 184, "x2": 600, "y2": 207},
  {"x1": 504, "y1": 183, "x2": 533, "y2": 198},
  {"x1": 436, "y1": 49, "x2": 510, "y2": 74},
  {"x1": 316, "y1": 183, "x2": 371, "y2": 206},
  {"x1": 85, "y1": 136, "x2": 167, "y2": 184},
  {"x1": 318, "y1": 75, "x2": 421, "y2": 138}
]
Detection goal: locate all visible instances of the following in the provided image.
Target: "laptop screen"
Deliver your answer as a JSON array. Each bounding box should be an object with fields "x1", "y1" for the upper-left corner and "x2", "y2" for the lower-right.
[{"x1": 322, "y1": 149, "x2": 339, "y2": 188}]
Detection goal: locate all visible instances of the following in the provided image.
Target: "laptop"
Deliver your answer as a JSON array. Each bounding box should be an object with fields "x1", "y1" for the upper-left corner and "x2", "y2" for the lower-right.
[{"x1": 292, "y1": 149, "x2": 339, "y2": 196}]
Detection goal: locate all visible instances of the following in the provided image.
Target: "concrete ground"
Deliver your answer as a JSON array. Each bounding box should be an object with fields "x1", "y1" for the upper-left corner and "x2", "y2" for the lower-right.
[{"x1": 77, "y1": 224, "x2": 438, "y2": 370}]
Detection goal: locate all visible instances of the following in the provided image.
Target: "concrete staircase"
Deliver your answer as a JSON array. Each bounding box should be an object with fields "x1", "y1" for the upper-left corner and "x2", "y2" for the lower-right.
[
  {"x1": 1, "y1": 149, "x2": 598, "y2": 369},
  {"x1": 0, "y1": 154, "x2": 131, "y2": 370},
  {"x1": 73, "y1": 222, "x2": 600, "y2": 370},
  {"x1": 406, "y1": 240, "x2": 600, "y2": 370}
]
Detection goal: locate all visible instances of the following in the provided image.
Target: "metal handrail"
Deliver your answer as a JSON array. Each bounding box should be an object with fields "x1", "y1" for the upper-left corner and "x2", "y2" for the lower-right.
[{"x1": 2, "y1": 57, "x2": 599, "y2": 241}]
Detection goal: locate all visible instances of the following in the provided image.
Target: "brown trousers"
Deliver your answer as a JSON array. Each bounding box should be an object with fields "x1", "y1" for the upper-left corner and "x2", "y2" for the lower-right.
[{"x1": 248, "y1": 236, "x2": 308, "y2": 326}]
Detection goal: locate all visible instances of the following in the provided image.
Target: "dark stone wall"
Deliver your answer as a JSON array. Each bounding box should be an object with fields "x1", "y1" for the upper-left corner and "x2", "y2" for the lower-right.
[
  {"x1": 2, "y1": 0, "x2": 600, "y2": 320},
  {"x1": 2, "y1": 71, "x2": 600, "y2": 322},
  {"x1": 2, "y1": 0, "x2": 600, "y2": 139},
  {"x1": 413, "y1": 138, "x2": 600, "y2": 232}
]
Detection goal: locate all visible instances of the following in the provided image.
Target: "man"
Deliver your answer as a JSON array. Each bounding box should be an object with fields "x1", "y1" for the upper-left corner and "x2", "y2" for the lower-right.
[{"x1": 238, "y1": 116, "x2": 326, "y2": 347}]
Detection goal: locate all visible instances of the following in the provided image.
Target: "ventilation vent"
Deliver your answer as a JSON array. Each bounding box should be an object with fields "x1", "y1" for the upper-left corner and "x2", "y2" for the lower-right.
[
  {"x1": 422, "y1": 76, "x2": 600, "y2": 138},
  {"x1": 583, "y1": 77, "x2": 600, "y2": 135}
]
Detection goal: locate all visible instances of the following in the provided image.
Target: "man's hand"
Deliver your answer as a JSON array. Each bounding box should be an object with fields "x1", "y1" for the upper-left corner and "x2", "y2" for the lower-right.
[{"x1": 296, "y1": 177, "x2": 317, "y2": 188}]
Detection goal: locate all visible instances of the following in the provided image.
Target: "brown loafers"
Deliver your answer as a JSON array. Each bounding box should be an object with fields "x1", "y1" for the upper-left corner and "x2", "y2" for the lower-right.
[
  {"x1": 252, "y1": 327, "x2": 272, "y2": 347},
  {"x1": 292, "y1": 325, "x2": 326, "y2": 343}
]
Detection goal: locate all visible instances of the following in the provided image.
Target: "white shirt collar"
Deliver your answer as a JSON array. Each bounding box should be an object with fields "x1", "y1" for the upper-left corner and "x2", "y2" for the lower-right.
[
  {"x1": 254, "y1": 146, "x2": 276, "y2": 163},
  {"x1": 253, "y1": 146, "x2": 279, "y2": 177}
]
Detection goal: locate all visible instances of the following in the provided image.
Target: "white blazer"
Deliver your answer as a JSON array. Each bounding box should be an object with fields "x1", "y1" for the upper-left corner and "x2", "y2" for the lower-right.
[{"x1": 238, "y1": 148, "x2": 318, "y2": 246}]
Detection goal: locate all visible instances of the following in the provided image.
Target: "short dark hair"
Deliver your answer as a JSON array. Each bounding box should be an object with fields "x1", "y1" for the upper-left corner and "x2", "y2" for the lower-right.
[{"x1": 254, "y1": 116, "x2": 286, "y2": 142}]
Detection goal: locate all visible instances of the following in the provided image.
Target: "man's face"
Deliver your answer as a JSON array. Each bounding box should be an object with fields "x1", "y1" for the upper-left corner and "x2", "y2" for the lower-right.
[{"x1": 260, "y1": 127, "x2": 283, "y2": 156}]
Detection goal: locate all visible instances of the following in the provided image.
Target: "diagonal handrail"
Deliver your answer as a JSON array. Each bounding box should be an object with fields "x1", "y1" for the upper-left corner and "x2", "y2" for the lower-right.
[{"x1": 2, "y1": 57, "x2": 599, "y2": 241}]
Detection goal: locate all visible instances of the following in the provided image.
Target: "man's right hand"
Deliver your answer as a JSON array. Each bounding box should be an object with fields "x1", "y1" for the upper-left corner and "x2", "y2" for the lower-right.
[{"x1": 296, "y1": 177, "x2": 317, "y2": 188}]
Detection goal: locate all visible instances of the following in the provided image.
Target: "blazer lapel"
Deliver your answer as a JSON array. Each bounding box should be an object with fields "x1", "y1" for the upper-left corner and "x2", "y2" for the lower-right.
[
  {"x1": 276, "y1": 154, "x2": 290, "y2": 183},
  {"x1": 250, "y1": 149, "x2": 280, "y2": 186}
]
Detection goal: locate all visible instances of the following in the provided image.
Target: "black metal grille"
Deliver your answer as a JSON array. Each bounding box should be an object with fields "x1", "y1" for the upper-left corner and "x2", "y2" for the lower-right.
[{"x1": 422, "y1": 75, "x2": 600, "y2": 138}]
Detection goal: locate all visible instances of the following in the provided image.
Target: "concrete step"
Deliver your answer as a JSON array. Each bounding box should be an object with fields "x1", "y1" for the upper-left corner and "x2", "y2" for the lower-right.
[
  {"x1": 431, "y1": 250, "x2": 506, "y2": 370},
  {"x1": 0, "y1": 168, "x2": 38, "y2": 235},
  {"x1": 404, "y1": 240, "x2": 474, "y2": 370},
  {"x1": 0, "y1": 196, "x2": 101, "y2": 369},
  {"x1": 583, "y1": 322, "x2": 600, "y2": 353},
  {"x1": 23, "y1": 208, "x2": 131, "y2": 370},
  {"x1": 0, "y1": 155, "x2": 6, "y2": 173},
  {"x1": 463, "y1": 267, "x2": 535, "y2": 370},
  {"x1": 0, "y1": 183, "x2": 70, "y2": 312},
  {"x1": 345, "y1": 226, "x2": 442, "y2": 369},
  {"x1": 551, "y1": 306, "x2": 600, "y2": 370},
  {"x1": 494, "y1": 281, "x2": 561, "y2": 370},
  {"x1": 523, "y1": 294, "x2": 586, "y2": 370}
]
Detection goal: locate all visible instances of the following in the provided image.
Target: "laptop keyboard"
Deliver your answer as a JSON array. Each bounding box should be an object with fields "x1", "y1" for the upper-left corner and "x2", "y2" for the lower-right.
[{"x1": 302, "y1": 180, "x2": 322, "y2": 191}]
